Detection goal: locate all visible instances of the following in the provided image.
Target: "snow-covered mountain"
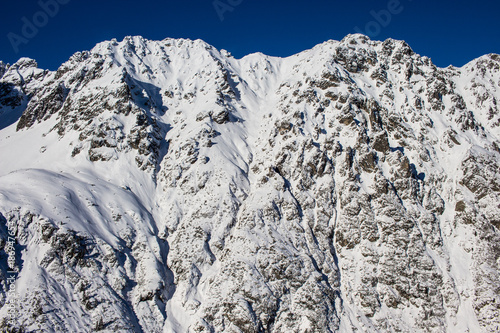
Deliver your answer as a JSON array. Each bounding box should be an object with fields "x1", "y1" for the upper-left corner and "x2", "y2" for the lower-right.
[{"x1": 0, "y1": 34, "x2": 499, "y2": 332}]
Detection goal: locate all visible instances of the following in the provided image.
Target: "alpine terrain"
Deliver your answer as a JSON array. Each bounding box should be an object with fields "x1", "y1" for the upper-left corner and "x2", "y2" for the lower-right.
[{"x1": 0, "y1": 34, "x2": 499, "y2": 332}]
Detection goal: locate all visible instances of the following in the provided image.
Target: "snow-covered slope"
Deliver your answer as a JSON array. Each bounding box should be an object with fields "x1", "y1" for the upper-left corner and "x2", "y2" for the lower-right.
[{"x1": 0, "y1": 35, "x2": 499, "y2": 332}]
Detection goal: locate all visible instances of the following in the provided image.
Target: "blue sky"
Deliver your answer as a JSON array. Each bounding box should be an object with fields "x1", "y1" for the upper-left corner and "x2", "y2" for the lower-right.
[{"x1": 0, "y1": 0, "x2": 499, "y2": 70}]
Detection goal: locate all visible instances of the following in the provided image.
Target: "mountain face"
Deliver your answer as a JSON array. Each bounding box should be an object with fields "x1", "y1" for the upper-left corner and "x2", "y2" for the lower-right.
[{"x1": 0, "y1": 35, "x2": 499, "y2": 333}]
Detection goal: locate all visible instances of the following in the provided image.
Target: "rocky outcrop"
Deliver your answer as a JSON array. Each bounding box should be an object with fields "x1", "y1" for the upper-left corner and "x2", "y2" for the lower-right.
[{"x1": 0, "y1": 35, "x2": 499, "y2": 332}]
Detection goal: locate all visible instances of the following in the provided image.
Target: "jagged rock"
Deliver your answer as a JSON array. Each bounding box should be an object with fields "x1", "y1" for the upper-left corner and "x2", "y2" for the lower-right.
[{"x1": 0, "y1": 35, "x2": 499, "y2": 333}]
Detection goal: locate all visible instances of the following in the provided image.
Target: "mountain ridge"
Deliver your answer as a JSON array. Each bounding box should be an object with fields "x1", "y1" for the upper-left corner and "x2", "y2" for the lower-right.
[
  {"x1": 3, "y1": 34, "x2": 499, "y2": 71},
  {"x1": 0, "y1": 34, "x2": 499, "y2": 332}
]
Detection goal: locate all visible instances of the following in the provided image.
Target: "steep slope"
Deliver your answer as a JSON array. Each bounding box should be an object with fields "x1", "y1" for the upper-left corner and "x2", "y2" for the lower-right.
[{"x1": 0, "y1": 35, "x2": 499, "y2": 332}]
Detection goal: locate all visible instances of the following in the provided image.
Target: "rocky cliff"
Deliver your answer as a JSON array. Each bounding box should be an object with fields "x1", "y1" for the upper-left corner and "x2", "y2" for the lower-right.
[{"x1": 0, "y1": 35, "x2": 499, "y2": 332}]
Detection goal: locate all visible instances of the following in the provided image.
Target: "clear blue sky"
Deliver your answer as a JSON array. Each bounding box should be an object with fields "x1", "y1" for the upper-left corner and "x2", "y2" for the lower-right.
[{"x1": 0, "y1": 0, "x2": 498, "y2": 70}]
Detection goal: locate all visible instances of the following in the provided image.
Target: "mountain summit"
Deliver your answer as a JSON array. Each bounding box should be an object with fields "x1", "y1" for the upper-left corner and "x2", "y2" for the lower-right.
[{"x1": 0, "y1": 35, "x2": 499, "y2": 332}]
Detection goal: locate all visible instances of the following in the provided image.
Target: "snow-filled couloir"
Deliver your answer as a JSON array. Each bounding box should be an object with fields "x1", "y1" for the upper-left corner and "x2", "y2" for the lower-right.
[{"x1": 0, "y1": 35, "x2": 499, "y2": 332}]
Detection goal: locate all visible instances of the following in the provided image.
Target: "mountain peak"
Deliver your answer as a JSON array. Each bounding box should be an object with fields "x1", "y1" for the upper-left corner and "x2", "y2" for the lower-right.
[
  {"x1": 1, "y1": 35, "x2": 499, "y2": 332},
  {"x1": 0, "y1": 61, "x2": 8, "y2": 79},
  {"x1": 11, "y1": 57, "x2": 38, "y2": 70}
]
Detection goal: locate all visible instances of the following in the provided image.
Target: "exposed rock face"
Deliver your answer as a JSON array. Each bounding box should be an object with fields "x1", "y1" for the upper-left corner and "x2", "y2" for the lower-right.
[
  {"x1": 0, "y1": 62, "x2": 8, "y2": 80},
  {"x1": 0, "y1": 35, "x2": 499, "y2": 332}
]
